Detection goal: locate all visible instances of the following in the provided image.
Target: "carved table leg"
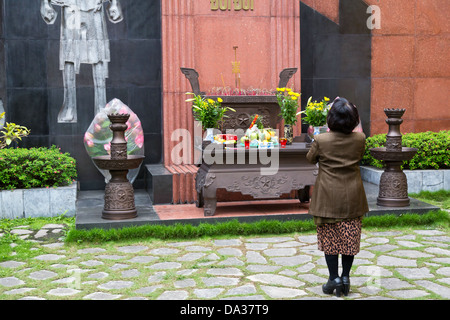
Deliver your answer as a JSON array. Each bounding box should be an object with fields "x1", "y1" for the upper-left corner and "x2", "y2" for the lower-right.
[
  {"x1": 203, "y1": 186, "x2": 217, "y2": 216},
  {"x1": 196, "y1": 189, "x2": 204, "y2": 208}
]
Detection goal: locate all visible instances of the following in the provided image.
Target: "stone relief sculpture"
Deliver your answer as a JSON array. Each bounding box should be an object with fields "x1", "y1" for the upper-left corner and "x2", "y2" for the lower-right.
[{"x1": 40, "y1": 0, "x2": 124, "y2": 123}]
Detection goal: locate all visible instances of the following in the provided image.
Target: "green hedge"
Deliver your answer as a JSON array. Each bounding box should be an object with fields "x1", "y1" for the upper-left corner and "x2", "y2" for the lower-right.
[
  {"x1": 0, "y1": 146, "x2": 77, "y2": 190},
  {"x1": 362, "y1": 130, "x2": 450, "y2": 170}
]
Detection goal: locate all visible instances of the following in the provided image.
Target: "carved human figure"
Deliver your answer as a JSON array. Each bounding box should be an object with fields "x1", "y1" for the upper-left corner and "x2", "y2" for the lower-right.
[{"x1": 40, "y1": 0, "x2": 123, "y2": 123}]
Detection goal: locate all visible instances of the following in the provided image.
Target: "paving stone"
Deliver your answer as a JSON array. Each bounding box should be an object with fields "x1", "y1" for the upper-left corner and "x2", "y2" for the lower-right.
[
  {"x1": 366, "y1": 237, "x2": 389, "y2": 244},
  {"x1": 414, "y1": 230, "x2": 445, "y2": 236},
  {"x1": 0, "y1": 261, "x2": 26, "y2": 268},
  {"x1": 433, "y1": 257, "x2": 450, "y2": 264},
  {"x1": 34, "y1": 229, "x2": 48, "y2": 239},
  {"x1": 122, "y1": 269, "x2": 140, "y2": 278},
  {"x1": 296, "y1": 262, "x2": 316, "y2": 273},
  {"x1": 77, "y1": 248, "x2": 106, "y2": 254},
  {"x1": 387, "y1": 289, "x2": 430, "y2": 299},
  {"x1": 149, "y1": 248, "x2": 180, "y2": 255},
  {"x1": 371, "y1": 231, "x2": 402, "y2": 236},
  {"x1": 270, "y1": 255, "x2": 312, "y2": 266},
  {"x1": 415, "y1": 280, "x2": 450, "y2": 299},
  {"x1": 396, "y1": 267, "x2": 434, "y2": 279},
  {"x1": 263, "y1": 248, "x2": 297, "y2": 257},
  {"x1": 273, "y1": 241, "x2": 305, "y2": 248},
  {"x1": 388, "y1": 250, "x2": 433, "y2": 258},
  {"x1": 218, "y1": 257, "x2": 244, "y2": 266},
  {"x1": 379, "y1": 278, "x2": 414, "y2": 290},
  {"x1": 0, "y1": 277, "x2": 25, "y2": 287},
  {"x1": 149, "y1": 262, "x2": 182, "y2": 270},
  {"x1": 247, "y1": 274, "x2": 304, "y2": 288},
  {"x1": 80, "y1": 260, "x2": 104, "y2": 267},
  {"x1": 42, "y1": 243, "x2": 64, "y2": 249},
  {"x1": 83, "y1": 292, "x2": 122, "y2": 300},
  {"x1": 47, "y1": 288, "x2": 81, "y2": 296},
  {"x1": 4, "y1": 288, "x2": 36, "y2": 295},
  {"x1": 148, "y1": 272, "x2": 166, "y2": 283},
  {"x1": 366, "y1": 244, "x2": 399, "y2": 252},
  {"x1": 245, "y1": 243, "x2": 268, "y2": 250},
  {"x1": 185, "y1": 246, "x2": 211, "y2": 252},
  {"x1": 246, "y1": 265, "x2": 282, "y2": 273},
  {"x1": 28, "y1": 270, "x2": 58, "y2": 280},
  {"x1": 423, "y1": 235, "x2": 450, "y2": 242},
  {"x1": 221, "y1": 295, "x2": 266, "y2": 300},
  {"x1": 260, "y1": 285, "x2": 307, "y2": 299},
  {"x1": 246, "y1": 251, "x2": 267, "y2": 264},
  {"x1": 425, "y1": 247, "x2": 450, "y2": 256},
  {"x1": 11, "y1": 229, "x2": 33, "y2": 235},
  {"x1": 128, "y1": 256, "x2": 158, "y2": 264},
  {"x1": 174, "y1": 279, "x2": 196, "y2": 288},
  {"x1": 42, "y1": 224, "x2": 65, "y2": 229},
  {"x1": 207, "y1": 268, "x2": 243, "y2": 276},
  {"x1": 33, "y1": 254, "x2": 66, "y2": 261},
  {"x1": 97, "y1": 254, "x2": 126, "y2": 260},
  {"x1": 177, "y1": 269, "x2": 198, "y2": 276},
  {"x1": 177, "y1": 252, "x2": 206, "y2": 262},
  {"x1": 247, "y1": 236, "x2": 294, "y2": 243},
  {"x1": 157, "y1": 290, "x2": 188, "y2": 300},
  {"x1": 225, "y1": 284, "x2": 257, "y2": 296},
  {"x1": 193, "y1": 288, "x2": 224, "y2": 299},
  {"x1": 202, "y1": 277, "x2": 240, "y2": 287},
  {"x1": 88, "y1": 272, "x2": 109, "y2": 279},
  {"x1": 109, "y1": 263, "x2": 129, "y2": 270},
  {"x1": 377, "y1": 255, "x2": 417, "y2": 267},
  {"x1": 279, "y1": 269, "x2": 297, "y2": 277},
  {"x1": 436, "y1": 267, "x2": 450, "y2": 277},
  {"x1": 134, "y1": 285, "x2": 163, "y2": 295},
  {"x1": 296, "y1": 235, "x2": 317, "y2": 243},
  {"x1": 214, "y1": 239, "x2": 242, "y2": 246},
  {"x1": 97, "y1": 281, "x2": 134, "y2": 290},
  {"x1": 217, "y1": 248, "x2": 243, "y2": 256},
  {"x1": 396, "y1": 241, "x2": 423, "y2": 248},
  {"x1": 116, "y1": 245, "x2": 149, "y2": 253},
  {"x1": 355, "y1": 266, "x2": 393, "y2": 277},
  {"x1": 297, "y1": 273, "x2": 327, "y2": 284},
  {"x1": 18, "y1": 296, "x2": 47, "y2": 300}
]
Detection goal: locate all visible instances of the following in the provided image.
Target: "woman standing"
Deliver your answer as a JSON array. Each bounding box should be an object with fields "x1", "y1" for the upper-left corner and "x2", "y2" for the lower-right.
[{"x1": 306, "y1": 97, "x2": 369, "y2": 297}]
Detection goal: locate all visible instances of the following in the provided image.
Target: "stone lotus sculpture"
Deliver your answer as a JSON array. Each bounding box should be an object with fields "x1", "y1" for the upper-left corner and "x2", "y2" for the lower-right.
[{"x1": 84, "y1": 99, "x2": 144, "y2": 184}]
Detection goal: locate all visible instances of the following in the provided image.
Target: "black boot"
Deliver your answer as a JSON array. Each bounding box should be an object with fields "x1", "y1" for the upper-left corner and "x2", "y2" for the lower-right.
[
  {"x1": 342, "y1": 276, "x2": 350, "y2": 296},
  {"x1": 322, "y1": 277, "x2": 343, "y2": 297}
]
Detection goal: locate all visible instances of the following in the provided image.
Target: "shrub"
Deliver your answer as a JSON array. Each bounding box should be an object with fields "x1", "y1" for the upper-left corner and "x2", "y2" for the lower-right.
[
  {"x1": 0, "y1": 146, "x2": 77, "y2": 190},
  {"x1": 362, "y1": 130, "x2": 450, "y2": 170}
]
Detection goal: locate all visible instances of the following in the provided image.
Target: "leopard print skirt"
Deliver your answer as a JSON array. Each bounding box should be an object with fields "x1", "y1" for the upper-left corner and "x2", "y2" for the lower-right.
[{"x1": 316, "y1": 218, "x2": 362, "y2": 256}]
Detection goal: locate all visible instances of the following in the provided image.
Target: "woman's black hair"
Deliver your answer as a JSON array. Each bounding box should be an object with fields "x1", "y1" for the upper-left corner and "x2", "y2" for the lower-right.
[{"x1": 327, "y1": 97, "x2": 360, "y2": 134}]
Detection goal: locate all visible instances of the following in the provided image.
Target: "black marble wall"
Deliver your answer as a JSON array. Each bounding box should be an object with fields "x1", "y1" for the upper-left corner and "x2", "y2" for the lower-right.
[
  {"x1": 0, "y1": 0, "x2": 162, "y2": 190},
  {"x1": 300, "y1": 0, "x2": 372, "y2": 136}
]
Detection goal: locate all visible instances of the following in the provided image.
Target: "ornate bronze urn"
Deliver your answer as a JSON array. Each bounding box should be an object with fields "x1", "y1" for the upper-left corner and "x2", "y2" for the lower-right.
[
  {"x1": 370, "y1": 109, "x2": 417, "y2": 207},
  {"x1": 92, "y1": 113, "x2": 145, "y2": 220}
]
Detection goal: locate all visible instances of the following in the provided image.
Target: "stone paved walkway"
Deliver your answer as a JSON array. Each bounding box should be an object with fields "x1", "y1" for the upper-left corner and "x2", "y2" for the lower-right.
[{"x1": 0, "y1": 224, "x2": 449, "y2": 300}]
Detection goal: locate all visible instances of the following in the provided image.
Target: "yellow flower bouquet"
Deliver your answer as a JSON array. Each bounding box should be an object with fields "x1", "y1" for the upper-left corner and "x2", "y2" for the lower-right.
[
  {"x1": 276, "y1": 87, "x2": 301, "y2": 125},
  {"x1": 186, "y1": 93, "x2": 235, "y2": 131},
  {"x1": 297, "y1": 96, "x2": 331, "y2": 127}
]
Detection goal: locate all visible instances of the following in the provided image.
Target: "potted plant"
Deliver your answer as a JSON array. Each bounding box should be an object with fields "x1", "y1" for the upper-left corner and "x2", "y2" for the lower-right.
[
  {"x1": 298, "y1": 96, "x2": 331, "y2": 140},
  {"x1": 186, "y1": 92, "x2": 235, "y2": 142},
  {"x1": 276, "y1": 87, "x2": 301, "y2": 145}
]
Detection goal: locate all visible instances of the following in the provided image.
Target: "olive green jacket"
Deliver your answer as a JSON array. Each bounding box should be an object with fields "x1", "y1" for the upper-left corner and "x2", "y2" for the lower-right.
[{"x1": 306, "y1": 131, "x2": 369, "y2": 219}]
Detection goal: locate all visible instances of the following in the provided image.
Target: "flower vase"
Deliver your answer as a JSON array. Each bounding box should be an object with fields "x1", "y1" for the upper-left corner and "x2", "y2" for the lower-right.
[
  {"x1": 307, "y1": 125, "x2": 328, "y2": 141},
  {"x1": 284, "y1": 124, "x2": 294, "y2": 145},
  {"x1": 205, "y1": 128, "x2": 215, "y2": 142}
]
